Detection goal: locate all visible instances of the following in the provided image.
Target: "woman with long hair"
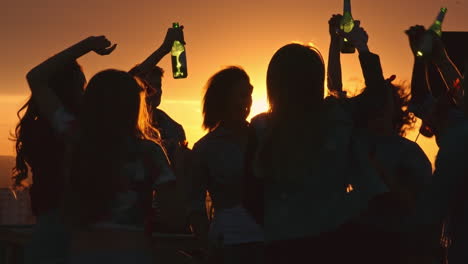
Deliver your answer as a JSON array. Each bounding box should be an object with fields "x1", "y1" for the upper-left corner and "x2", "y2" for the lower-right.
[
  {"x1": 243, "y1": 24, "x2": 389, "y2": 264},
  {"x1": 188, "y1": 66, "x2": 263, "y2": 263},
  {"x1": 26, "y1": 36, "x2": 175, "y2": 263},
  {"x1": 14, "y1": 48, "x2": 87, "y2": 264}
]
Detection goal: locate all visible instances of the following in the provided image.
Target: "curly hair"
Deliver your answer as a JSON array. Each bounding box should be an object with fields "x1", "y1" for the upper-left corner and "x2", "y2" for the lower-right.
[{"x1": 390, "y1": 82, "x2": 417, "y2": 137}]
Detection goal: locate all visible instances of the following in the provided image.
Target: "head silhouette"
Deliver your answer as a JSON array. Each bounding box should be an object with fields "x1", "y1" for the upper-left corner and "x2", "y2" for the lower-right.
[
  {"x1": 202, "y1": 66, "x2": 253, "y2": 131},
  {"x1": 259, "y1": 43, "x2": 326, "y2": 182},
  {"x1": 69, "y1": 69, "x2": 160, "y2": 225},
  {"x1": 12, "y1": 61, "x2": 86, "y2": 189},
  {"x1": 365, "y1": 82, "x2": 416, "y2": 137},
  {"x1": 129, "y1": 65, "x2": 164, "y2": 109},
  {"x1": 267, "y1": 43, "x2": 325, "y2": 122},
  {"x1": 81, "y1": 70, "x2": 143, "y2": 138}
]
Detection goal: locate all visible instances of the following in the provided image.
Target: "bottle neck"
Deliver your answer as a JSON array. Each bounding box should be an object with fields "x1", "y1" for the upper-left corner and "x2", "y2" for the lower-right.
[
  {"x1": 435, "y1": 10, "x2": 446, "y2": 25},
  {"x1": 343, "y1": 0, "x2": 351, "y2": 14}
]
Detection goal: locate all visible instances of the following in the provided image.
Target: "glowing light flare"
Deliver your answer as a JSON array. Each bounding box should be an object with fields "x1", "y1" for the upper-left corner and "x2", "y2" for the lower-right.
[
  {"x1": 346, "y1": 184, "x2": 354, "y2": 193},
  {"x1": 248, "y1": 97, "x2": 269, "y2": 120}
]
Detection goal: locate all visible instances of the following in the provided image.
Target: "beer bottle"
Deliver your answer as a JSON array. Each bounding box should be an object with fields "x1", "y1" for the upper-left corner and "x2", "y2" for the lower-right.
[
  {"x1": 340, "y1": 0, "x2": 355, "y2": 53},
  {"x1": 171, "y1": 22, "x2": 188, "y2": 78},
  {"x1": 416, "y1": 8, "x2": 448, "y2": 58}
]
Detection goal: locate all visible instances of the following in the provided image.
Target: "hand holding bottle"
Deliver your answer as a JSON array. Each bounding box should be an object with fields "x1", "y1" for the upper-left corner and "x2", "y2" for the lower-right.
[
  {"x1": 329, "y1": 14, "x2": 343, "y2": 40},
  {"x1": 405, "y1": 25, "x2": 426, "y2": 59},
  {"x1": 416, "y1": 7, "x2": 447, "y2": 59},
  {"x1": 161, "y1": 25, "x2": 185, "y2": 55},
  {"x1": 339, "y1": 21, "x2": 369, "y2": 53}
]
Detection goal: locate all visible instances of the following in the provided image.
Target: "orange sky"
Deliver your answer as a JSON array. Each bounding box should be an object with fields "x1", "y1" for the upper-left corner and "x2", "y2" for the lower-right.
[{"x1": 1, "y1": 0, "x2": 468, "y2": 168}]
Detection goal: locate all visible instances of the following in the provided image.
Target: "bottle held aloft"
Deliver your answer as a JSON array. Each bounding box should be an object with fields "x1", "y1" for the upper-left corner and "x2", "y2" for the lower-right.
[
  {"x1": 417, "y1": 8, "x2": 448, "y2": 58},
  {"x1": 340, "y1": 0, "x2": 355, "y2": 54},
  {"x1": 171, "y1": 22, "x2": 188, "y2": 79}
]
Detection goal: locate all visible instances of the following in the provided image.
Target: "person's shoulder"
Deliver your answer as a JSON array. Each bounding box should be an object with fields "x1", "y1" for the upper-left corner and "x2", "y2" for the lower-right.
[
  {"x1": 250, "y1": 112, "x2": 270, "y2": 131},
  {"x1": 192, "y1": 132, "x2": 212, "y2": 152},
  {"x1": 193, "y1": 128, "x2": 224, "y2": 150},
  {"x1": 153, "y1": 108, "x2": 169, "y2": 121},
  {"x1": 153, "y1": 109, "x2": 179, "y2": 124},
  {"x1": 390, "y1": 136, "x2": 427, "y2": 160},
  {"x1": 138, "y1": 139, "x2": 167, "y2": 158},
  {"x1": 154, "y1": 108, "x2": 185, "y2": 130},
  {"x1": 395, "y1": 136, "x2": 422, "y2": 150},
  {"x1": 251, "y1": 112, "x2": 270, "y2": 125}
]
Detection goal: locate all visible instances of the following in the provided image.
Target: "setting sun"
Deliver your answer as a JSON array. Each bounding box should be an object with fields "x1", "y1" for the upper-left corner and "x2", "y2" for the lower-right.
[{"x1": 249, "y1": 97, "x2": 269, "y2": 120}]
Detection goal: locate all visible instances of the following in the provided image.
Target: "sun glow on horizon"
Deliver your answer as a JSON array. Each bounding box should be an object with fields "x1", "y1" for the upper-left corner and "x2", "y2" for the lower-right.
[{"x1": 248, "y1": 97, "x2": 269, "y2": 121}]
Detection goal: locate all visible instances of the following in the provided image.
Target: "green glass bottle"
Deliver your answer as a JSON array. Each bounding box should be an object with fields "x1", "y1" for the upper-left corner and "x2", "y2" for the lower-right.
[
  {"x1": 416, "y1": 8, "x2": 447, "y2": 58},
  {"x1": 171, "y1": 22, "x2": 188, "y2": 79},
  {"x1": 340, "y1": 0, "x2": 355, "y2": 54}
]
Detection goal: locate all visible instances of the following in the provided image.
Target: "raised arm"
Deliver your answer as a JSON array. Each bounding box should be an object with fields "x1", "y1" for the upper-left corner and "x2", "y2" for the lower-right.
[
  {"x1": 348, "y1": 23, "x2": 384, "y2": 91},
  {"x1": 432, "y1": 35, "x2": 464, "y2": 108},
  {"x1": 327, "y1": 14, "x2": 344, "y2": 96},
  {"x1": 340, "y1": 22, "x2": 387, "y2": 117},
  {"x1": 406, "y1": 26, "x2": 434, "y2": 118},
  {"x1": 130, "y1": 26, "x2": 185, "y2": 77},
  {"x1": 26, "y1": 36, "x2": 116, "y2": 122}
]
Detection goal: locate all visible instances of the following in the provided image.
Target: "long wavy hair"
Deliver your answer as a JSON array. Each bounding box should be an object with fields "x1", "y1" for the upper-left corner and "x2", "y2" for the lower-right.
[
  {"x1": 64, "y1": 69, "x2": 161, "y2": 226},
  {"x1": 353, "y1": 81, "x2": 417, "y2": 137},
  {"x1": 258, "y1": 43, "x2": 325, "y2": 183},
  {"x1": 11, "y1": 61, "x2": 85, "y2": 190}
]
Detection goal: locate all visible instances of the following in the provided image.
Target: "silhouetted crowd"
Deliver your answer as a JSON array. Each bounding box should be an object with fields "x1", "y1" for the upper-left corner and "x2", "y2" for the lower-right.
[{"x1": 10, "y1": 13, "x2": 468, "y2": 264}]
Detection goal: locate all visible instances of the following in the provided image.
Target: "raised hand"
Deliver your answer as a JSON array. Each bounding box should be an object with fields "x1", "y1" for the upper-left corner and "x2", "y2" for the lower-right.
[
  {"x1": 404, "y1": 25, "x2": 426, "y2": 58},
  {"x1": 160, "y1": 26, "x2": 185, "y2": 54},
  {"x1": 328, "y1": 14, "x2": 343, "y2": 39},
  {"x1": 83, "y1": 36, "x2": 117, "y2": 56},
  {"x1": 339, "y1": 20, "x2": 369, "y2": 52}
]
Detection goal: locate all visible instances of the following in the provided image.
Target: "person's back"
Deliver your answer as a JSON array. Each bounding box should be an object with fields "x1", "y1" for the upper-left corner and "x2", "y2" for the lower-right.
[
  {"x1": 192, "y1": 128, "x2": 244, "y2": 212},
  {"x1": 129, "y1": 51, "x2": 190, "y2": 234},
  {"x1": 244, "y1": 38, "x2": 389, "y2": 264},
  {"x1": 23, "y1": 117, "x2": 65, "y2": 215},
  {"x1": 434, "y1": 119, "x2": 468, "y2": 264}
]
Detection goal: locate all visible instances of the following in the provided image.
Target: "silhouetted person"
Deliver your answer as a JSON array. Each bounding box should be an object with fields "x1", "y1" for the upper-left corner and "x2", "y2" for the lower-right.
[
  {"x1": 328, "y1": 15, "x2": 434, "y2": 263},
  {"x1": 129, "y1": 27, "x2": 191, "y2": 233},
  {"x1": 407, "y1": 27, "x2": 467, "y2": 264},
  {"x1": 13, "y1": 60, "x2": 85, "y2": 264},
  {"x1": 188, "y1": 66, "x2": 263, "y2": 264},
  {"x1": 26, "y1": 36, "x2": 176, "y2": 264},
  {"x1": 373, "y1": 26, "x2": 467, "y2": 264},
  {"x1": 407, "y1": 25, "x2": 464, "y2": 140},
  {"x1": 129, "y1": 27, "x2": 187, "y2": 164},
  {"x1": 243, "y1": 23, "x2": 389, "y2": 264}
]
